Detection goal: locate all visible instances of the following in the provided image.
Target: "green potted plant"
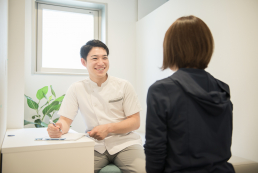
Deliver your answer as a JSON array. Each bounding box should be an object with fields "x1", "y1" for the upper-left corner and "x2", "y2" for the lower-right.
[{"x1": 24, "y1": 85, "x2": 65, "y2": 128}]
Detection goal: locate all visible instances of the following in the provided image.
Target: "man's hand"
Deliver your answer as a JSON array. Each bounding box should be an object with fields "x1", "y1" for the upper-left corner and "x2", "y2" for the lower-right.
[
  {"x1": 88, "y1": 124, "x2": 111, "y2": 140},
  {"x1": 47, "y1": 122, "x2": 63, "y2": 138},
  {"x1": 87, "y1": 113, "x2": 140, "y2": 140}
]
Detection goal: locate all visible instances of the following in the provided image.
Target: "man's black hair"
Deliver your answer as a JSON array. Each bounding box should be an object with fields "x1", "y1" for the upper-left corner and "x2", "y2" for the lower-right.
[{"x1": 80, "y1": 40, "x2": 109, "y2": 60}]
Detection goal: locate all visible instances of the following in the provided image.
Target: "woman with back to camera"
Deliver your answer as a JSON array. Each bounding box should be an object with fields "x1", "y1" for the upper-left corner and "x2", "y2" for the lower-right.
[{"x1": 144, "y1": 15, "x2": 235, "y2": 173}]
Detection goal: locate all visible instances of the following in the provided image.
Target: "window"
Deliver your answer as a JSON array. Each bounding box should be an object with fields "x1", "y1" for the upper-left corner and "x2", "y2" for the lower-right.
[{"x1": 36, "y1": 2, "x2": 101, "y2": 74}]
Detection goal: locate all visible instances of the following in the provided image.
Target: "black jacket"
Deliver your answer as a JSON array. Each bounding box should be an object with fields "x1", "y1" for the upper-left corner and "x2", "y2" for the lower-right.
[{"x1": 145, "y1": 68, "x2": 235, "y2": 173}]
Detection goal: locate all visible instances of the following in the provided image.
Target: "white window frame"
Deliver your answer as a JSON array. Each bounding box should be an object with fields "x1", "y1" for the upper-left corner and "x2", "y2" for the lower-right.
[{"x1": 36, "y1": 2, "x2": 100, "y2": 75}]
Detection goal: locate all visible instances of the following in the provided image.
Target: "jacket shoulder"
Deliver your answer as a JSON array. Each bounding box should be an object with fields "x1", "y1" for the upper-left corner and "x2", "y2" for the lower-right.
[
  {"x1": 206, "y1": 72, "x2": 231, "y2": 95},
  {"x1": 149, "y1": 76, "x2": 179, "y2": 94}
]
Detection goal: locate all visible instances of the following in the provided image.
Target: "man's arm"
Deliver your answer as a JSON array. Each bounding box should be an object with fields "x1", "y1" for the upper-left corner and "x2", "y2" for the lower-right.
[
  {"x1": 88, "y1": 112, "x2": 140, "y2": 140},
  {"x1": 47, "y1": 116, "x2": 73, "y2": 138}
]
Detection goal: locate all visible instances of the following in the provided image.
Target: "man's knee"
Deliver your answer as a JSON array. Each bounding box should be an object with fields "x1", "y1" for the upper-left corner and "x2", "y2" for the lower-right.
[
  {"x1": 129, "y1": 157, "x2": 146, "y2": 173},
  {"x1": 94, "y1": 151, "x2": 109, "y2": 173},
  {"x1": 115, "y1": 145, "x2": 146, "y2": 173}
]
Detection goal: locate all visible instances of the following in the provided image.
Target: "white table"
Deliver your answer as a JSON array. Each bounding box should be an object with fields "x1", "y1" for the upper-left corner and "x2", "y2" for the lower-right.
[{"x1": 2, "y1": 128, "x2": 95, "y2": 173}]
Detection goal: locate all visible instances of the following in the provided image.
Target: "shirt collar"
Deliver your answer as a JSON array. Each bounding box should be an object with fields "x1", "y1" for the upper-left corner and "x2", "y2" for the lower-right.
[{"x1": 89, "y1": 74, "x2": 109, "y2": 89}]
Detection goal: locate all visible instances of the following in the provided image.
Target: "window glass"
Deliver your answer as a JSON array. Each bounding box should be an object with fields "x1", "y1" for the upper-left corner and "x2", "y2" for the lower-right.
[
  {"x1": 41, "y1": 9, "x2": 94, "y2": 69},
  {"x1": 36, "y1": 3, "x2": 99, "y2": 74}
]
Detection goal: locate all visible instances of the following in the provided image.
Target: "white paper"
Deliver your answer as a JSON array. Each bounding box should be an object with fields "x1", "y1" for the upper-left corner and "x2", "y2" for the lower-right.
[
  {"x1": 59, "y1": 133, "x2": 88, "y2": 141},
  {"x1": 35, "y1": 133, "x2": 89, "y2": 141}
]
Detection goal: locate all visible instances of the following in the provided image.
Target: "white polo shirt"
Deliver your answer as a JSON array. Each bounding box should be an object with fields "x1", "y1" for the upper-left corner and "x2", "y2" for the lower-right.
[{"x1": 58, "y1": 75, "x2": 142, "y2": 155}]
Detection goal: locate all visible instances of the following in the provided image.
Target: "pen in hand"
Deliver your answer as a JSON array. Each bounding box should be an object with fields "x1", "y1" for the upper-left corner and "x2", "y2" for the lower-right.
[{"x1": 49, "y1": 120, "x2": 62, "y2": 133}]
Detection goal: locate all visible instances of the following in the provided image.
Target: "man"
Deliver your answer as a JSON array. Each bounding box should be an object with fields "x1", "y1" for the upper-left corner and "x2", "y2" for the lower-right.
[{"x1": 47, "y1": 40, "x2": 146, "y2": 173}]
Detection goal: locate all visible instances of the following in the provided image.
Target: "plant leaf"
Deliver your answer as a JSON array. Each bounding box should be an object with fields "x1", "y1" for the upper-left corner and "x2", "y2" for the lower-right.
[
  {"x1": 50, "y1": 101, "x2": 59, "y2": 106},
  {"x1": 36, "y1": 86, "x2": 48, "y2": 100},
  {"x1": 24, "y1": 120, "x2": 37, "y2": 125},
  {"x1": 54, "y1": 95, "x2": 65, "y2": 102},
  {"x1": 24, "y1": 95, "x2": 39, "y2": 110},
  {"x1": 53, "y1": 118, "x2": 59, "y2": 123},
  {"x1": 32, "y1": 115, "x2": 36, "y2": 119},
  {"x1": 42, "y1": 86, "x2": 48, "y2": 95},
  {"x1": 42, "y1": 101, "x2": 59, "y2": 115},
  {"x1": 34, "y1": 119, "x2": 43, "y2": 128},
  {"x1": 50, "y1": 85, "x2": 56, "y2": 98},
  {"x1": 41, "y1": 122, "x2": 48, "y2": 127},
  {"x1": 43, "y1": 93, "x2": 48, "y2": 100},
  {"x1": 42, "y1": 106, "x2": 55, "y2": 116},
  {"x1": 49, "y1": 95, "x2": 52, "y2": 101},
  {"x1": 36, "y1": 91, "x2": 44, "y2": 100},
  {"x1": 53, "y1": 104, "x2": 61, "y2": 110},
  {"x1": 40, "y1": 101, "x2": 50, "y2": 109},
  {"x1": 47, "y1": 113, "x2": 51, "y2": 118}
]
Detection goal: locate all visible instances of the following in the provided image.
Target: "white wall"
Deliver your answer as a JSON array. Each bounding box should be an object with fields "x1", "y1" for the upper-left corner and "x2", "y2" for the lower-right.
[
  {"x1": 24, "y1": 0, "x2": 138, "y2": 133},
  {"x1": 138, "y1": 0, "x2": 168, "y2": 20},
  {"x1": 7, "y1": 0, "x2": 25, "y2": 129},
  {"x1": 0, "y1": 0, "x2": 8, "y2": 164},
  {"x1": 136, "y1": 0, "x2": 258, "y2": 162}
]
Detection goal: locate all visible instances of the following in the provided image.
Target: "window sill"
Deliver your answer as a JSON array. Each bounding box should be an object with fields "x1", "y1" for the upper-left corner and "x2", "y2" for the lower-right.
[{"x1": 34, "y1": 72, "x2": 89, "y2": 76}]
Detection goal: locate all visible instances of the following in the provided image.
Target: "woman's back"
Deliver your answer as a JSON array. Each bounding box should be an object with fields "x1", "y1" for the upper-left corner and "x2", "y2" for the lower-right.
[
  {"x1": 145, "y1": 68, "x2": 235, "y2": 173},
  {"x1": 145, "y1": 15, "x2": 235, "y2": 173}
]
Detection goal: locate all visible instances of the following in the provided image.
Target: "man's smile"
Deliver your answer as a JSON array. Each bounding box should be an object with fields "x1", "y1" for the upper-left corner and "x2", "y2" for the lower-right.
[{"x1": 95, "y1": 67, "x2": 105, "y2": 71}]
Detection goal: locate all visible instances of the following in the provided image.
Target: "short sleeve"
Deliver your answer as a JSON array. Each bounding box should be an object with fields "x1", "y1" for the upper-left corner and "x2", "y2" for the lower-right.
[
  {"x1": 58, "y1": 84, "x2": 79, "y2": 120},
  {"x1": 123, "y1": 81, "x2": 142, "y2": 116}
]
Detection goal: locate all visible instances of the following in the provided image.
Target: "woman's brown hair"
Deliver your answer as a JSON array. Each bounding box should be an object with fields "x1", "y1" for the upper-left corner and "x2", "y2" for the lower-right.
[{"x1": 162, "y1": 15, "x2": 214, "y2": 70}]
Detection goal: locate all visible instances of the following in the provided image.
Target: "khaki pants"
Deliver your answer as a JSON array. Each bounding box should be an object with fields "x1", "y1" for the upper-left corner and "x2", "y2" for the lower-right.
[{"x1": 94, "y1": 144, "x2": 146, "y2": 173}]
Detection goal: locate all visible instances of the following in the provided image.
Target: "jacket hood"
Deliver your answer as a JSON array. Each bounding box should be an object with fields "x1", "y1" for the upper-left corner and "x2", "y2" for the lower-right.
[{"x1": 169, "y1": 69, "x2": 232, "y2": 117}]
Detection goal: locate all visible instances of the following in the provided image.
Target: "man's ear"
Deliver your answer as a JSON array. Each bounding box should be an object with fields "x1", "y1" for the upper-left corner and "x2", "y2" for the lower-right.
[{"x1": 81, "y1": 58, "x2": 87, "y2": 67}]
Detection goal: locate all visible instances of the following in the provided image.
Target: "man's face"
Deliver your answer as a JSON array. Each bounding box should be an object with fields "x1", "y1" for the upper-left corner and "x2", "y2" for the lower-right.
[{"x1": 81, "y1": 47, "x2": 109, "y2": 81}]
